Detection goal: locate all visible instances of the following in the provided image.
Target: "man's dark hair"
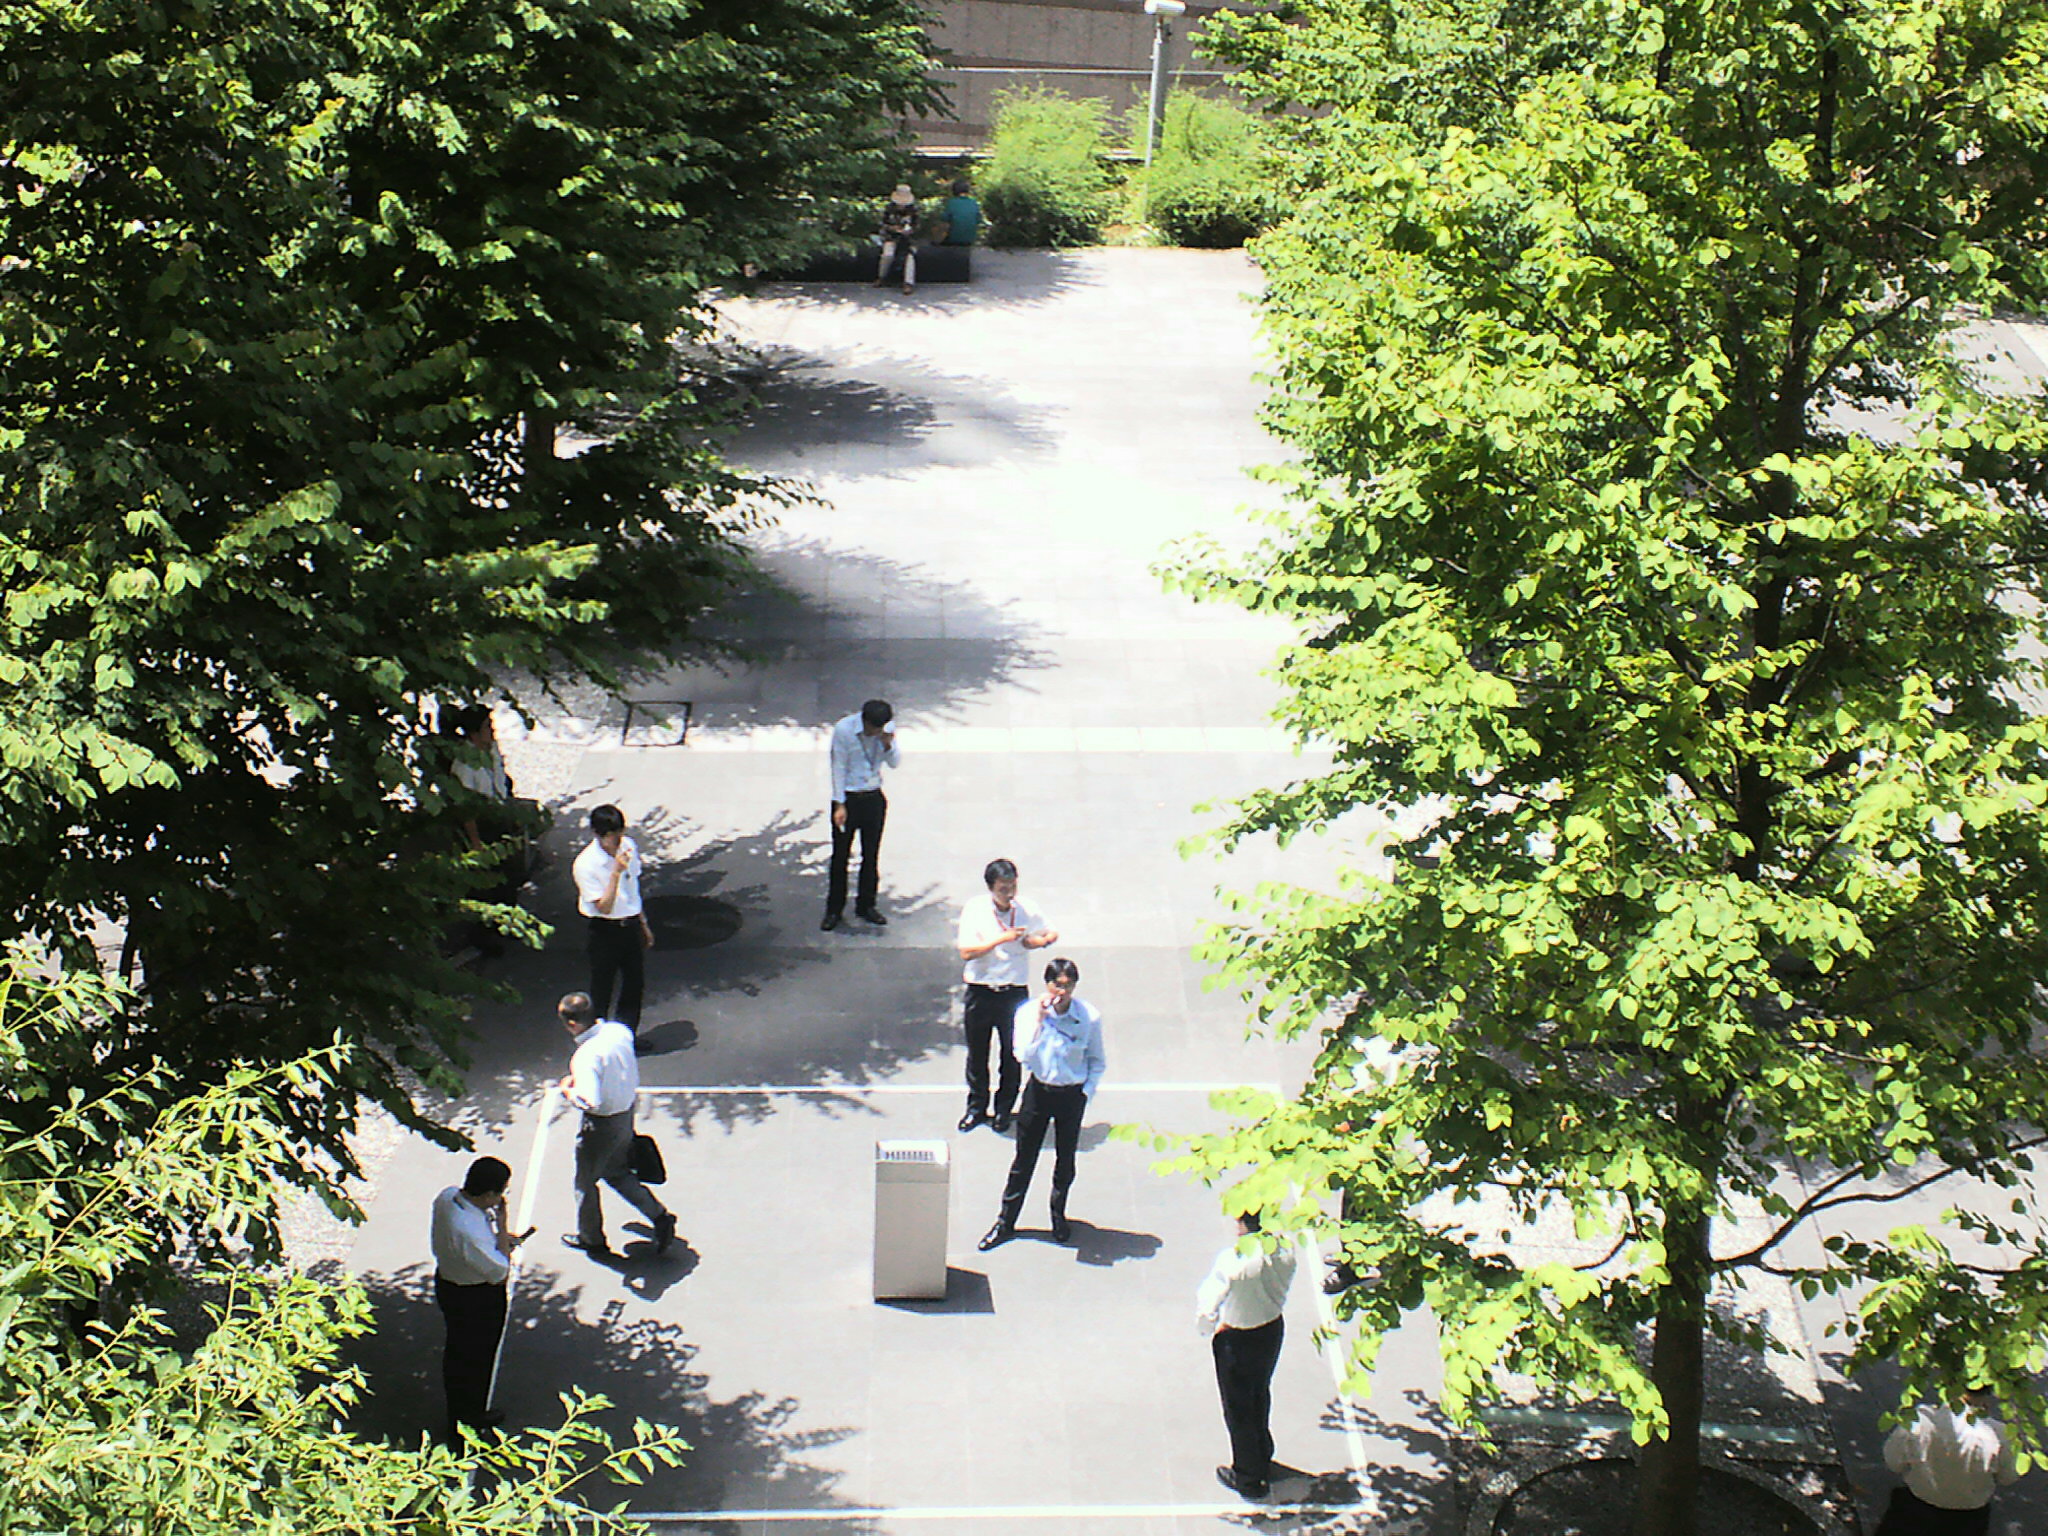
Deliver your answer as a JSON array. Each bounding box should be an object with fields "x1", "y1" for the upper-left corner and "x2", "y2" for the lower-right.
[
  {"x1": 464, "y1": 1156, "x2": 512, "y2": 1197},
  {"x1": 984, "y1": 858, "x2": 1018, "y2": 886},
  {"x1": 558, "y1": 991, "x2": 597, "y2": 1026},
  {"x1": 951, "y1": 178, "x2": 971, "y2": 196},
  {"x1": 1238, "y1": 1208, "x2": 1263, "y2": 1233},
  {"x1": 860, "y1": 699, "x2": 894, "y2": 730},
  {"x1": 589, "y1": 803, "x2": 625, "y2": 837},
  {"x1": 1044, "y1": 956, "x2": 1079, "y2": 986}
]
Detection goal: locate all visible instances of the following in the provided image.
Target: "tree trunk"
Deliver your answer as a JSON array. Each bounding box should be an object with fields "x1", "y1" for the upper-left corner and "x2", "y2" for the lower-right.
[
  {"x1": 1634, "y1": 1209, "x2": 1710, "y2": 1536},
  {"x1": 522, "y1": 409, "x2": 558, "y2": 497}
]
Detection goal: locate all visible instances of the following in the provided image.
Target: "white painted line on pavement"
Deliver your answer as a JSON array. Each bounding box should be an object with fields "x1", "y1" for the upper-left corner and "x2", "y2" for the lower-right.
[
  {"x1": 520, "y1": 722, "x2": 1328, "y2": 755},
  {"x1": 510, "y1": 1078, "x2": 1372, "y2": 1512},
  {"x1": 630, "y1": 1082, "x2": 1275, "y2": 1096},
  {"x1": 621, "y1": 1499, "x2": 1364, "y2": 1522},
  {"x1": 1306, "y1": 1229, "x2": 1374, "y2": 1478},
  {"x1": 488, "y1": 1080, "x2": 561, "y2": 1411}
]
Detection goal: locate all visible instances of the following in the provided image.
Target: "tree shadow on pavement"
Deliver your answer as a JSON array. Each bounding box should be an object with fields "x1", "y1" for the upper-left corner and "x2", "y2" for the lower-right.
[
  {"x1": 499, "y1": 535, "x2": 1052, "y2": 742},
  {"x1": 730, "y1": 249, "x2": 1097, "y2": 317},
  {"x1": 1307, "y1": 1393, "x2": 1457, "y2": 1536},
  {"x1": 341, "y1": 1262, "x2": 863, "y2": 1520},
  {"x1": 723, "y1": 344, "x2": 1061, "y2": 483},
  {"x1": 431, "y1": 804, "x2": 961, "y2": 1146}
]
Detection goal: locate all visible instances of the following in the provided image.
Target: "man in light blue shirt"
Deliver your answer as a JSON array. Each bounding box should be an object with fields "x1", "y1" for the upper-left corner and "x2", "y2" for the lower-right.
[
  {"x1": 979, "y1": 957, "x2": 1106, "y2": 1248},
  {"x1": 823, "y1": 699, "x2": 900, "y2": 931}
]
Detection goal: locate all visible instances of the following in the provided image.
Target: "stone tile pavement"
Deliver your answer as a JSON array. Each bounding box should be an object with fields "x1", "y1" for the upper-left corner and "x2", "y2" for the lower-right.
[{"x1": 321, "y1": 251, "x2": 2048, "y2": 1533}]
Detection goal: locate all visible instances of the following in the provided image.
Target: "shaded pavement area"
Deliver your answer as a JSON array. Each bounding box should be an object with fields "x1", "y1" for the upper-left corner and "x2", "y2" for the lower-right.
[
  {"x1": 327, "y1": 255, "x2": 2048, "y2": 1534},
  {"x1": 337, "y1": 250, "x2": 1442, "y2": 1534}
]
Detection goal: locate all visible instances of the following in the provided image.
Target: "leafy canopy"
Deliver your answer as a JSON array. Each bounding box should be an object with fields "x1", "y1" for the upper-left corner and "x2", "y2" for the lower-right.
[
  {"x1": 0, "y1": 0, "x2": 931, "y2": 1176},
  {"x1": 1165, "y1": 0, "x2": 2048, "y2": 1492},
  {"x1": 0, "y1": 946, "x2": 684, "y2": 1535}
]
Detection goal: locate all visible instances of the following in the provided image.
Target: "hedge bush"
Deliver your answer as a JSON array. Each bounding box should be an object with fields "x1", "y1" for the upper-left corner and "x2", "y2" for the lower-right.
[
  {"x1": 980, "y1": 89, "x2": 1114, "y2": 248},
  {"x1": 1133, "y1": 93, "x2": 1277, "y2": 249}
]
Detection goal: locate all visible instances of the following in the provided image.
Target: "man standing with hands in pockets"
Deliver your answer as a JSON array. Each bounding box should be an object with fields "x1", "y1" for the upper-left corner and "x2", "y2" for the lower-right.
[
  {"x1": 573, "y1": 804, "x2": 653, "y2": 1033},
  {"x1": 955, "y1": 858, "x2": 1057, "y2": 1132},
  {"x1": 979, "y1": 957, "x2": 1105, "y2": 1249}
]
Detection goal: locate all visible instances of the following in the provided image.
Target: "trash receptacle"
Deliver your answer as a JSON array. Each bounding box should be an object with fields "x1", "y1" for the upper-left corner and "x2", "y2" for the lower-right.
[{"x1": 873, "y1": 1140, "x2": 950, "y2": 1301}]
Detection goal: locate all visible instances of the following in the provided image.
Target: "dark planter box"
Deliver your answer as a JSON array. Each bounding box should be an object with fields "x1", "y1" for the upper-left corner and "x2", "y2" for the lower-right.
[{"x1": 768, "y1": 244, "x2": 973, "y2": 284}]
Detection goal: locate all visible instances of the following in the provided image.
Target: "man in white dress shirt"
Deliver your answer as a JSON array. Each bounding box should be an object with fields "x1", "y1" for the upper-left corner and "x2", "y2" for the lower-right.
[
  {"x1": 954, "y1": 857, "x2": 1058, "y2": 1133},
  {"x1": 430, "y1": 1155, "x2": 524, "y2": 1443},
  {"x1": 572, "y1": 803, "x2": 653, "y2": 1032},
  {"x1": 822, "y1": 699, "x2": 899, "y2": 930},
  {"x1": 557, "y1": 992, "x2": 674, "y2": 1257},
  {"x1": 1197, "y1": 1209, "x2": 1297, "y2": 1499},
  {"x1": 1877, "y1": 1388, "x2": 2019, "y2": 1534}
]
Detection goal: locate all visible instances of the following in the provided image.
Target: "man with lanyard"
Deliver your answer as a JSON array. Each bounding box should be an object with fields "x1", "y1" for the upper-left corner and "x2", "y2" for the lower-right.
[
  {"x1": 823, "y1": 699, "x2": 899, "y2": 931},
  {"x1": 979, "y1": 956, "x2": 1105, "y2": 1249},
  {"x1": 572, "y1": 803, "x2": 653, "y2": 1032},
  {"x1": 430, "y1": 1155, "x2": 525, "y2": 1444},
  {"x1": 556, "y1": 991, "x2": 675, "y2": 1257},
  {"x1": 954, "y1": 857, "x2": 1058, "y2": 1132}
]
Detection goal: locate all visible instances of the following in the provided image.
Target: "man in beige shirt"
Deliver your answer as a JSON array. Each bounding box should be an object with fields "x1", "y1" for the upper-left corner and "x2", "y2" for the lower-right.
[
  {"x1": 1196, "y1": 1209, "x2": 1297, "y2": 1499},
  {"x1": 1877, "y1": 1387, "x2": 2019, "y2": 1534}
]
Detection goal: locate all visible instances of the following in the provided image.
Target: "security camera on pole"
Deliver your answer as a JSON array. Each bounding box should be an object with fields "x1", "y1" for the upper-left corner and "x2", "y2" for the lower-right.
[{"x1": 1141, "y1": 0, "x2": 1186, "y2": 167}]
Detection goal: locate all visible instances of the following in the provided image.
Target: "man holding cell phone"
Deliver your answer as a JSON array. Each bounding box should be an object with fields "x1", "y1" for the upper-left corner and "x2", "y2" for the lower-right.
[{"x1": 430, "y1": 1155, "x2": 529, "y2": 1445}]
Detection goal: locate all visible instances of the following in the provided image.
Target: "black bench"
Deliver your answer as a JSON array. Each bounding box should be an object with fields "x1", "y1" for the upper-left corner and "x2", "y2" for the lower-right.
[{"x1": 769, "y1": 244, "x2": 973, "y2": 284}]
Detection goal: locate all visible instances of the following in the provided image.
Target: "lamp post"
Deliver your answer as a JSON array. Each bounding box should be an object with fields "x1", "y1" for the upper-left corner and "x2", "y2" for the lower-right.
[{"x1": 1141, "y1": 0, "x2": 1186, "y2": 166}]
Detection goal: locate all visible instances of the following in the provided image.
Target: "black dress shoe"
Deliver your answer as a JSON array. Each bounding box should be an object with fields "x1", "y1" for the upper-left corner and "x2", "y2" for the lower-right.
[
  {"x1": 976, "y1": 1220, "x2": 1014, "y2": 1252},
  {"x1": 820, "y1": 911, "x2": 842, "y2": 932},
  {"x1": 561, "y1": 1233, "x2": 610, "y2": 1255},
  {"x1": 855, "y1": 906, "x2": 887, "y2": 926},
  {"x1": 653, "y1": 1210, "x2": 677, "y2": 1256},
  {"x1": 1216, "y1": 1466, "x2": 1268, "y2": 1499},
  {"x1": 991, "y1": 1113, "x2": 1013, "y2": 1133},
  {"x1": 1051, "y1": 1213, "x2": 1072, "y2": 1243},
  {"x1": 958, "y1": 1109, "x2": 985, "y2": 1132},
  {"x1": 476, "y1": 1410, "x2": 507, "y2": 1429}
]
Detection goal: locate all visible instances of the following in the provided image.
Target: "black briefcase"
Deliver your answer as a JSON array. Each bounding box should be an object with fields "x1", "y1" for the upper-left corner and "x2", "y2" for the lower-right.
[{"x1": 630, "y1": 1132, "x2": 668, "y2": 1186}]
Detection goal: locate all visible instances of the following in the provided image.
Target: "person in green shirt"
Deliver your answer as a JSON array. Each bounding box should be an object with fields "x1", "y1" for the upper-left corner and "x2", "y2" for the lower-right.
[{"x1": 936, "y1": 178, "x2": 982, "y2": 246}]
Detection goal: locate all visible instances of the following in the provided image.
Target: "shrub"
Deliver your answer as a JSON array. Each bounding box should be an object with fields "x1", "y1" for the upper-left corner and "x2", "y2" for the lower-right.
[
  {"x1": 1133, "y1": 93, "x2": 1278, "y2": 248},
  {"x1": 980, "y1": 89, "x2": 1114, "y2": 248}
]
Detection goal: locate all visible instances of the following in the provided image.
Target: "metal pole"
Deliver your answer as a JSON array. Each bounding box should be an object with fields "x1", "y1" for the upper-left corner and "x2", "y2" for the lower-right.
[{"x1": 1145, "y1": 15, "x2": 1171, "y2": 165}]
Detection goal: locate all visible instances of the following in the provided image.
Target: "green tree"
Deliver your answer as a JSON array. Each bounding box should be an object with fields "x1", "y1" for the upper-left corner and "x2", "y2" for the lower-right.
[
  {"x1": 1167, "y1": 2, "x2": 2048, "y2": 1531},
  {"x1": 0, "y1": 0, "x2": 932, "y2": 1180},
  {"x1": 329, "y1": 0, "x2": 939, "y2": 642},
  {"x1": 1129, "y1": 92, "x2": 1277, "y2": 248},
  {"x1": 0, "y1": 946, "x2": 684, "y2": 1533},
  {"x1": 980, "y1": 89, "x2": 1115, "y2": 248}
]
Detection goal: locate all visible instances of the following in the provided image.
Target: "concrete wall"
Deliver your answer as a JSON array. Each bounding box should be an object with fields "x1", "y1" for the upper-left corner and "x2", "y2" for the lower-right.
[{"x1": 906, "y1": 0, "x2": 1244, "y2": 150}]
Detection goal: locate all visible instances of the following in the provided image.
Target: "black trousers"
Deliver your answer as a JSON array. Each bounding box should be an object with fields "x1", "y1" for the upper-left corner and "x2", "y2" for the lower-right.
[
  {"x1": 587, "y1": 915, "x2": 643, "y2": 1030},
  {"x1": 999, "y1": 1078, "x2": 1086, "y2": 1226},
  {"x1": 436, "y1": 1275, "x2": 508, "y2": 1440},
  {"x1": 1874, "y1": 1488, "x2": 1991, "y2": 1536},
  {"x1": 826, "y1": 789, "x2": 886, "y2": 916},
  {"x1": 1213, "y1": 1316, "x2": 1284, "y2": 1485},
  {"x1": 963, "y1": 983, "x2": 1026, "y2": 1117}
]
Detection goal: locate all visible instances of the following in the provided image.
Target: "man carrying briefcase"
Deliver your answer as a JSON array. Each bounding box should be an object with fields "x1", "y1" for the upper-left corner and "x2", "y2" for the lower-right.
[{"x1": 556, "y1": 991, "x2": 675, "y2": 1258}]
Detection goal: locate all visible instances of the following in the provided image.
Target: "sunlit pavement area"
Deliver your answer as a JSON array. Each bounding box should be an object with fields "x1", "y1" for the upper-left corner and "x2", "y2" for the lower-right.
[
  {"x1": 332, "y1": 249, "x2": 1446, "y2": 1534},
  {"x1": 326, "y1": 253, "x2": 2048, "y2": 1533}
]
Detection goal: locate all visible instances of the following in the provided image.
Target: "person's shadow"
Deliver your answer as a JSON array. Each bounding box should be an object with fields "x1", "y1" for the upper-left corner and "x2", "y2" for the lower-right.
[{"x1": 1068, "y1": 1221, "x2": 1161, "y2": 1268}]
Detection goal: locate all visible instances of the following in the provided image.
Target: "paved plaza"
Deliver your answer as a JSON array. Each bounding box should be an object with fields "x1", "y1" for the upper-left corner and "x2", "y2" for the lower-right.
[{"x1": 329, "y1": 252, "x2": 2048, "y2": 1533}]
